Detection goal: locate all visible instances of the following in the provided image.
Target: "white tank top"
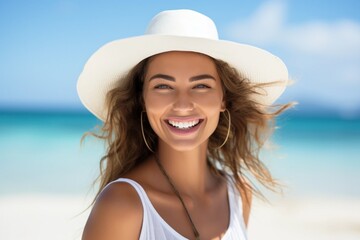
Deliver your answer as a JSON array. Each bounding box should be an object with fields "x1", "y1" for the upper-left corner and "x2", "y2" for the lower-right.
[{"x1": 104, "y1": 178, "x2": 248, "y2": 240}]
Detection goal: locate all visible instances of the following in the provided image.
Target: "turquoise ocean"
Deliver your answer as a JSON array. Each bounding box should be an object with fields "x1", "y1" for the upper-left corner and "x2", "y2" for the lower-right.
[{"x1": 0, "y1": 111, "x2": 359, "y2": 198}]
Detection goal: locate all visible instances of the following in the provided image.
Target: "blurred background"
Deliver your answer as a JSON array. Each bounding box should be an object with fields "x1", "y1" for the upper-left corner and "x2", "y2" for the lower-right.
[{"x1": 0, "y1": 0, "x2": 359, "y2": 239}]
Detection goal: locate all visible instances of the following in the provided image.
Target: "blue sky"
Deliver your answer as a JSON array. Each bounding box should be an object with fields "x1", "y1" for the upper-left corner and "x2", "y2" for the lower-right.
[{"x1": 0, "y1": 0, "x2": 359, "y2": 117}]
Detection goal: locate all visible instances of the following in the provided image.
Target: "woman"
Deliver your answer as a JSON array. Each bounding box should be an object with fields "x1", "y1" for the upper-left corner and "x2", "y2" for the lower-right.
[{"x1": 78, "y1": 9, "x2": 291, "y2": 240}]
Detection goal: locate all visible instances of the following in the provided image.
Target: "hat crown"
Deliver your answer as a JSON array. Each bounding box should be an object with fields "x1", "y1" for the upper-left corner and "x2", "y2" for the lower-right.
[{"x1": 145, "y1": 9, "x2": 219, "y2": 40}]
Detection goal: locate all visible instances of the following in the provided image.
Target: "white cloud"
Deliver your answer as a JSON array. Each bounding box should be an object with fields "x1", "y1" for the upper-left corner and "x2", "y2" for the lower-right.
[
  {"x1": 230, "y1": 0, "x2": 285, "y2": 44},
  {"x1": 227, "y1": 0, "x2": 360, "y2": 114},
  {"x1": 284, "y1": 20, "x2": 360, "y2": 58}
]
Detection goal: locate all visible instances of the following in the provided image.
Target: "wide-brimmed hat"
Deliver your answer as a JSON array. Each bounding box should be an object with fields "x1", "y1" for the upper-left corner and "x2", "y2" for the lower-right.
[{"x1": 77, "y1": 9, "x2": 288, "y2": 121}]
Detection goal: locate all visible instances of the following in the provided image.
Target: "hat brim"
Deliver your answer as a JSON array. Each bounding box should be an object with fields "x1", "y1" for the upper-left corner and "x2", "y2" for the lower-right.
[{"x1": 77, "y1": 35, "x2": 288, "y2": 121}]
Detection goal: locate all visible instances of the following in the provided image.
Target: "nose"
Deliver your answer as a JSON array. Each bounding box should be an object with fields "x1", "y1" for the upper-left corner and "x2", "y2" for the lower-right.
[{"x1": 172, "y1": 92, "x2": 194, "y2": 112}]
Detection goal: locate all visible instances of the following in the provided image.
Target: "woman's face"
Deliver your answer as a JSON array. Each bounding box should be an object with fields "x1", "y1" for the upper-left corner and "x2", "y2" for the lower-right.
[{"x1": 143, "y1": 51, "x2": 225, "y2": 151}]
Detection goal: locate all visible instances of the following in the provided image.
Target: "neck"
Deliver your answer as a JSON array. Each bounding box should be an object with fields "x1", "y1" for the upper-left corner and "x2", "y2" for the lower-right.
[{"x1": 155, "y1": 140, "x2": 215, "y2": 198}]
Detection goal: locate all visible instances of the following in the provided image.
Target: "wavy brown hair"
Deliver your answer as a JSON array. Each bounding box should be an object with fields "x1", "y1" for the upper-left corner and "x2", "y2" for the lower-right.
[{"x1": 90, "y1": 53, "x2": 293, "y2": 204}]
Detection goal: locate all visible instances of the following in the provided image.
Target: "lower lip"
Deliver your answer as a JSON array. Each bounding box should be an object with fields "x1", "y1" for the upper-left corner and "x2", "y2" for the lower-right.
[{"x1": 165, "y1": 120, "x2": 203, "y2": 135}]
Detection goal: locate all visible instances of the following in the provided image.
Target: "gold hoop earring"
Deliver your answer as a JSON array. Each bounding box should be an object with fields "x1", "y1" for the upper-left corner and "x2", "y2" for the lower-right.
[
  {"x1": 141, "y1": 111, "x2": 154, "y2": 153},
  {"x1": 216, "y1": 109, "x2": 231, "y2": 149}
]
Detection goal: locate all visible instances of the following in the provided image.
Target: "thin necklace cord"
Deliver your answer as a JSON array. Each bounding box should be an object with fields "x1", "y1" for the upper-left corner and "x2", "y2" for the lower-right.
[{"x1": 154, "y1": 155, "x2": 200, "y2": 240}]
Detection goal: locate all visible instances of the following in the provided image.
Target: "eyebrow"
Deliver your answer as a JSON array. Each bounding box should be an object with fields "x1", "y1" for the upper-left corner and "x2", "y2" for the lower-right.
[
  {"x1": 190, "y1": 74, "x2": 216, "y2": 82},
  {"x1": 149, "y1": 74, "x2": 175, "y2": 81},
  {"x1": 148, "y1": 74, "x2": 216, "y2": 82}
]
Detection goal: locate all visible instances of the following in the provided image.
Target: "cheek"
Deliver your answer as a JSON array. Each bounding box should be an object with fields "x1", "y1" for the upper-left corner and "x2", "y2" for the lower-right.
[
  {"x1": 142, "y1": 91, "x2": 170, "y2": 134},
  {"x1": 193, "y1": 91, "x2": 224, "y2": 112},
  {"x1": 194, "y1": 91, "x2": 224, "y2": 128},
  {"x1": 143, "y1": 93, "x2": 171, "y2": 112}
]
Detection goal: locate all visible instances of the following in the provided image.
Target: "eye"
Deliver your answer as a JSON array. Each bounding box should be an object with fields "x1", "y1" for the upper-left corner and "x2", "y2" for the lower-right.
[
  {"x1": 154, "y1": 84, "x2": 172, "y2": 89},
  {"x1": 194, "y1": 84, "x2": 210, "y2": 89}
]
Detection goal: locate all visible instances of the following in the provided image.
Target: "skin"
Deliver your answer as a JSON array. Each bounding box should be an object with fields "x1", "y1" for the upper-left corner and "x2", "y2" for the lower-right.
[{"x1": 82, "y1": 51, "x2": 252, "y2": 240}]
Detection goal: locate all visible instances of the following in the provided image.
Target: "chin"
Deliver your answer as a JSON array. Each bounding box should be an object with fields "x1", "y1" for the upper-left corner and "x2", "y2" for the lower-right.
[{"x1": 160, "y1": 139, "x2": 208, "y2": 152}]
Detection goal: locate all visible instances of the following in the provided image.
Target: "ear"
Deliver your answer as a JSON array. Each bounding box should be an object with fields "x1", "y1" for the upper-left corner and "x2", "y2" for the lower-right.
[
  {"x1": 220, "y1": 100, "x2": 226, "y2": 112},
  {"x1": 140, "y1": 95, "x2": 146, "y2": 111}
]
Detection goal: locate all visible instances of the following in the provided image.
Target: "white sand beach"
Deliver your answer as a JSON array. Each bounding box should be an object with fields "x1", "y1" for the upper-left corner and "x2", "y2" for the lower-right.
[
  {"x1": 1, "y1": 194, "x2": 360, "y2": 240},
  {"x1": 248, "y1": 197, "x2": 360, "y2": 240}
]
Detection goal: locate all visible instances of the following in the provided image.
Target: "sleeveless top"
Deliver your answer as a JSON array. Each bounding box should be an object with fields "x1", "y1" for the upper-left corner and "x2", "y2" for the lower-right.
[{"x1": 103, "y1": 178, "x2": 248, "y2": 240}]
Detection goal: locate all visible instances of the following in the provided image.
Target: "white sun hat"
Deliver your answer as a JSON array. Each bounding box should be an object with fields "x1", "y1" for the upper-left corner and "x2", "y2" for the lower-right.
[{"x1": 77, "y1": 9, "x2": 288, "y2": 121}]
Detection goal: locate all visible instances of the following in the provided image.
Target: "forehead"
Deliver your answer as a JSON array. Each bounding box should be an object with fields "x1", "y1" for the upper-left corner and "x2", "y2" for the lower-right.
[{"x1": 146, "y1": 51, "x2": 218, "y2": 76}]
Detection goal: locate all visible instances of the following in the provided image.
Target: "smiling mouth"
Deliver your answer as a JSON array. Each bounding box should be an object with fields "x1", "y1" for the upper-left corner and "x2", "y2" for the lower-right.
[{"x1": 166, "y1": 119, "x2": 203, "y2": 129}]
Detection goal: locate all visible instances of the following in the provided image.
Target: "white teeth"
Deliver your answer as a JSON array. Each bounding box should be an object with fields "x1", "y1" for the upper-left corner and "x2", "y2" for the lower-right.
[{"x1": 168, "y1": 119, "x2": 200, "y2": 129}]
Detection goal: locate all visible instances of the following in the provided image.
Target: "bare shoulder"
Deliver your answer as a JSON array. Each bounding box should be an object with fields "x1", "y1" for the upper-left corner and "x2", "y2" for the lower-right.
[{"x1": 82, "y1": 181, "x2": 143, "y2": 240}]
